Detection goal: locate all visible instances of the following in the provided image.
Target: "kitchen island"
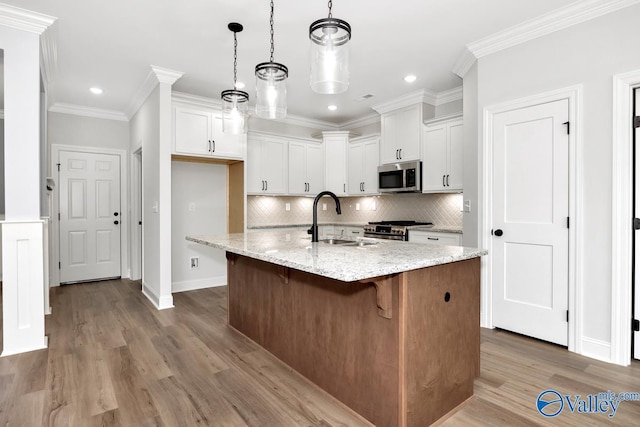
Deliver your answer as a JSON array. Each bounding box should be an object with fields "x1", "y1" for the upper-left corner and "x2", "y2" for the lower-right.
[{"x1": 187, "y1": 230, "x2": 486, "y2": 427}]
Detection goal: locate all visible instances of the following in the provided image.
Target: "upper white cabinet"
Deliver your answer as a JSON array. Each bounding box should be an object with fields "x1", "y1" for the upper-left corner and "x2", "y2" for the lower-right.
[
  {"x1": 173, "y1": 106, "x2": 244, "y2": 160},
  {"x1": 323, "y1": 132, "x2": 349, "y2": 196},
  {"x1": 422, "y1": 115, "x2": 463, "y2": 193},
  {"x1": 380, "y1": 104, "x2": 423, "y2": 164},
  {"x1": 247, "y1": 133, "x2": 288, "y2": 194},
  {"x1": 289, "y1": 140, "x2": 324, "y2": 195},
  {"x1": 348, "y1": 136, "x2": 380, "y2": 195}
]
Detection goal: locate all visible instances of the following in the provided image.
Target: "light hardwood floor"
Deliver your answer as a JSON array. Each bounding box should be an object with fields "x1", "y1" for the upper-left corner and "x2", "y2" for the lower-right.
[{"x1": 0, "y1": 279, "x2": 638, "y2": 426}]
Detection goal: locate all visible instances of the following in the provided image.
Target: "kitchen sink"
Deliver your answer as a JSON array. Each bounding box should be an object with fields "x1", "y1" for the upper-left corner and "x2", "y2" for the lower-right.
[
  {"x1": 320, "y1": 238, "x2": 355, "y2": 245},
  {"x1": 320, "y1": 238, "x2": 378, "y2": 247}
]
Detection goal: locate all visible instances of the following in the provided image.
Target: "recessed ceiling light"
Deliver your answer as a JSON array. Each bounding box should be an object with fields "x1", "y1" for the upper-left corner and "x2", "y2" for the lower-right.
[
  {"x1": 90, "y1": 87, "x2": 103, "y2": 95},
  {"x1": 328, "y1": 105, "x2": 337, "y2": 111},
  {"x1": 403, "y1": 75, "x2": 417, "y2": 83},
  {"x1": 235, "y1": 81, "x2": 245, "y2": 89}
]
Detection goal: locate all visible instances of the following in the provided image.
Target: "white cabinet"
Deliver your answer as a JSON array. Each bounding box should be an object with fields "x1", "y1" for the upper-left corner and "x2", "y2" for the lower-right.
[
  {"x1": 422, "y1": 116, "x2": 463, "y2": 192},
  {"x1": 409, "y1": 230, "x2": 461, "y2": 246},
  {"x1": 173, "y1": 106, "x2": 244, "y2": 160},
  {"x1": 247, "y1": 133, "x2": 288, "y2": 194},
  {"x1": 380, "y1": 104, "x2": 423, "y2": 164},
  {"x1": 323, "y1": 132, "x2": 349, "y2": 196},
  {"x1": 348, "y1": 136, "x2": 379, "y2": 195},
  {"x1": 289, "y1": 140, "x2": 324, "y2": 195}
]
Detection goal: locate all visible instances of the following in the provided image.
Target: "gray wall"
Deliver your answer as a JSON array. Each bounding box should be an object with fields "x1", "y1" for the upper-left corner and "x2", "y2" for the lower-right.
[
  {"x1": 466, "y1": 5, "x2": 640, "y2": 353},
  {"x1": 48, "y1": 112, "x2": 129, "y2": 150}
]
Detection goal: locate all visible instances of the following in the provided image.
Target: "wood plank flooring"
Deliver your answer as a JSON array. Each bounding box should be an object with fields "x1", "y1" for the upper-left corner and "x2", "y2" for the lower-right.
[{"x1": 0, "y1": 279, "x2": 638, "y2": 426}]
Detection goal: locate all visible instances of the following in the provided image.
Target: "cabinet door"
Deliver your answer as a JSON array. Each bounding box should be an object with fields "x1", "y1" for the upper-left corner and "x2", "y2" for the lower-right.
[
  {"x1": 210, "y1": 113, "x2": 244, "y2": 159},
  {"x1": 305, "y1": 143, "x2": 324, "y2": 194},
  {"x1": 288, "y1": 141, "x2": 307, "y2": 195},
  {"x1": 174, "y1": 107, "x2": 212, "y2": 156},
  {"x1": 380, "y1": 112, "x2": 399, "y2": 164},
  {"x1": 348, "y1": 143, "x2": 364, "y2": 195},
  {"x1": 262, "y1": 137, "x2": 288, "y2": 194},
  {"x1": 447, "y1": 121, "x2": 464, "y2": 191},
  {"x1": 324, "y1": 136, "x2": 348, "y2": 195},
  {"x1": 422, "y1": 124, "x2": 448, "y2": 192},
  {"x1": 362, "y1": 138, "x2": 380, "y2": 194},
  {"x1": 397, "y1": 105, "x2": 421, "y2": 161},
  {"x1": 246, "y1": 135, "x2": 264, "y2": 193}
]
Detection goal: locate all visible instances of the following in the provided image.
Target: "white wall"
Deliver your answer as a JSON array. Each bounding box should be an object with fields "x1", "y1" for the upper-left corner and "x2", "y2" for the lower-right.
[
  {"x1": 130, "y1": 86, "x2": 174, "y2": 309},
  {"x1": 0, "y1": 119, "x2": 4, "y2": 214},
  {"x1": 48, "y1": 112, "x2": 129, "y2": 150},
  {"x1": 467, "y1": 5, "x2": 640, "y2": 358},
  {"x1": 171, "y1": 161, "x2": 227, "y2": 291}
]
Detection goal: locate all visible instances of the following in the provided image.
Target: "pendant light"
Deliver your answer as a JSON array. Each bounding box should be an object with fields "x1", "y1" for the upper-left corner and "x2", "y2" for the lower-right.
[
  {"x1": 255, "y1": 0, "x2": 288, "y2": 119},
  {"x1": 309, "y1": 0, "x2": 351, "y2": 94},
  {"x1": 221, "y1": 22, "x2": 249, "y2": 134}
]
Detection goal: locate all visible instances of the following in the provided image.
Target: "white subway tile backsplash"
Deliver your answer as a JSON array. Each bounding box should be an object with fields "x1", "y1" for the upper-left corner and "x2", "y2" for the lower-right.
[{"x1": 247, "y1": 193, "x2": 463, "y2": 228}]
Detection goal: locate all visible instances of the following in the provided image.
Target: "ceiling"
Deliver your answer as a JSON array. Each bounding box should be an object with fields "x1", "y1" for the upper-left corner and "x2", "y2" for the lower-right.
[{"x1": 4, "y1": 0, "x2": 578, "y2": 125}]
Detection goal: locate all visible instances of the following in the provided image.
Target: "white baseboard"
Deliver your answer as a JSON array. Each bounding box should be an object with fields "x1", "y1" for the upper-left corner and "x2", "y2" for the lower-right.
[
  {"x1": 580, "y1": 336, "x2": 612, "y2": 363},
  {"x1": 172, "y1": 275, "x2": 227, "y2": 293},
  {"x1": 142, "y1": 281, "x2": 174, "y2": 310}
]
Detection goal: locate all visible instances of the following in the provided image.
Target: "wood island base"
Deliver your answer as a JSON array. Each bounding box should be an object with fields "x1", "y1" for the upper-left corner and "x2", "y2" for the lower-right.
[{"x1": 226, "y1": 253, "x2": 481, "y2": 427}]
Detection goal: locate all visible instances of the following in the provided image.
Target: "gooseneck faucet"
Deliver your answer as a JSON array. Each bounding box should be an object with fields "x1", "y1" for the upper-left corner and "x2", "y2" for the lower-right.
[{"x1": 308, "y1": 191, "x2": 342, "y2": 242}]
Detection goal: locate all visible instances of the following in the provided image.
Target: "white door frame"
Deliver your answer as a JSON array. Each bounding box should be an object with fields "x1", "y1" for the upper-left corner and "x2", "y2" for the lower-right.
[
  {"x1": 50, "y1": 144, "x2": 129, "y2": 286},
  {"x1": 130, "y1": 148, "x2": 142, "y2": 281},
  {"x1": 481, "y1": 85, "x2": 582, "y2": 354},
  {"x1": 611, "y1": 70, "x2": 640, "y2": 366}
]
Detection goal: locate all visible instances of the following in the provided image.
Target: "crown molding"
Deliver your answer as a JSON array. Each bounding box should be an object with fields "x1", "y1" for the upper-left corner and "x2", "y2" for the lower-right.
[
  {"x1": 40, "y1": 22, "x2": 58, "y2": 91},
  {"x1": 452, "y1": 48, "x2": 476, "y2": 78},
  {"x1": 310, "y1": 130, "x2": 363, "y2": 140},
  {"x1": 339, "y1": 112, "x2": 381, "y2": 130},
  {"x1": 0, "y1": 3, "x2": 56, "y2": 34},
  {"x1": 452, "y1": 0, "x2": 640, "y2": 77},
  {"x1": 125, "y1": 66, "x2": 184, "y2": 119},
  {"x1": 151, "y1": 65, "x2": 185, "y2": 85},
  {"x1": 49, "y1": 103, "x2": 129, "y2": 122},
  {"x1": 371, "y1": 89, "x2": 438, "y2": 115},
  {"x1": 251, "y1": 111, "x2": 340, "y2": 130},
  {"x1": 172, "y1": 91, "x2": 222, "y2": 109},
  {"x1": 436, "y1": 86, "x2": 463, "y2": 105}
]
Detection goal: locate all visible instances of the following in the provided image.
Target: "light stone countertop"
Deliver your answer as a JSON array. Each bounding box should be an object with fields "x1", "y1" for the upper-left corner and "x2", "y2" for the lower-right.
[
  {"x1": 187, "y1": 230, "x2": 486, "y2": 282},
  {"x1": 407, "y1": 225, "x2": 463, "y2": 234}
]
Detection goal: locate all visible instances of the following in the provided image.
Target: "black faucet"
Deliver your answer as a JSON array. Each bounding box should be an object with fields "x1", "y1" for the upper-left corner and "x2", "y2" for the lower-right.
[{"x1": 308, "y1": 191, "x2": 342, "y2": 242}]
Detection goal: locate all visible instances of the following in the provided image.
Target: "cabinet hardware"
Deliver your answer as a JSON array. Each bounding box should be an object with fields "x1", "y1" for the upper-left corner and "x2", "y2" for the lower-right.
[
  {"x1": 428, "y1": 237, "x2": 439, "y2": 240},
  {"x1": 212, "y1": 139, "x2": 215, "y2": 152},
  {"x1": 446, "y1": 174, "x2": 450, "y2": 186},
  {"x1": 399, "y1": 149, "x2": 402, "y2": 159},
  {"x1": 261, "y1": 180, "x2": 265, "y2": 191},
  {"x1": 442, "y1": 175, "x2": 446, "y2": 187},
  {"x1": 634, "y1": 218, "x2": 640, "y2": 230},
  {"x1": 634, "y1": 116, "x2": 640, "y2": 129},
  {"x1": 208, "y1": 140, "x2": 212, "y2": 152},
  {"x1": 633, "y1": 318, "x2": 640, "y2": 332},
  {"x1": 343, "y1": 183, "x2": 346, "y2": 193},
  {"x1": 265, "y1": 180, "x2": 268, "y2": 191}
]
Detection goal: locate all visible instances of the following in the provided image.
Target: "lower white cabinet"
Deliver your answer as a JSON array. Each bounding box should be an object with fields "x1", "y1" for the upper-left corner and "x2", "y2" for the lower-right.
[
  {"x1": 333, "y1": 226, "x2": 363, "y2": 237},
  {"x1": 408, "y1": 230, "x2": 461, "y2": 246}
]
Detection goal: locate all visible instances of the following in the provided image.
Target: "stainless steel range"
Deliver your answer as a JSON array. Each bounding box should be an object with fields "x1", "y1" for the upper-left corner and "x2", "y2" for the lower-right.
[{"x1": 363, "y1": 220, "x2": 433, "y2": 241}]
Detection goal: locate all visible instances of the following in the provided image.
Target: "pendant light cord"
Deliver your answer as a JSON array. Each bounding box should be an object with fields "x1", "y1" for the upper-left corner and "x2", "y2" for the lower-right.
[
  {"x1": 269, "y1": 0, "x2": 275, "y2": 62},
  {"x1": 328, "y1": 0, "x2": 332, "y2": 18},
  {"x1": 233, "y1": 31, "x2": 238, "y2": 87}
]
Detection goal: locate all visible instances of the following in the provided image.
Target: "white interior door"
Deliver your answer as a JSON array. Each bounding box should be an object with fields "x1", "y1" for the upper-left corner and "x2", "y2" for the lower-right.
[
  {"x1": 634, "y1": 88, "x2": 640, "y2": 360},
  {"x1": 59, "y1": 151, "x2": 121, "y2": 283},
  {"x1": 492, "y1": 99, "x2": 569, "y2": 346}
]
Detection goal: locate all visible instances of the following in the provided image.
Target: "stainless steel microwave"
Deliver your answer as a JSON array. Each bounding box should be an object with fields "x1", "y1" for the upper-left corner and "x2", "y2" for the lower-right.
[{"x1": 377, "y1": 160, "x2": 422, "y2": 193}]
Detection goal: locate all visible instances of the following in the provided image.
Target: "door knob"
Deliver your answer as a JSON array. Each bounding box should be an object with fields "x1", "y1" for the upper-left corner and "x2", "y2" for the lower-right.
[
  {"x1": 114, "y1": 220, "x2": 119, "y2": 225},
  {"x1": 494, "y1": 229, "x2": 503, "y2": 237},
  {"x1": 114, "y1": 212, "x2": 119, "y2": 216}
]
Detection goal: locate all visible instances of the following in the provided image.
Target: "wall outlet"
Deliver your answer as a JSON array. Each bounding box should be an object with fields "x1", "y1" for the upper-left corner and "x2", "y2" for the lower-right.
[
  {"x1": 285, "y1": 202, "x2": 291, "y2": 211},
  {"x1": 356, "y1": 203, "x2": 360, "y2": 211},
  {"x1": 371, "y1": 200, "x2": 377, "y2": 211},
  {"x1": 322, "y1": 203, "x2": 327, "y2": 211},
  {"x1": 189, "y1": 202, "x2": 196, "y2": 211},
  {"x1": 190, "y1": 257, "x2": 199, "y2": 269},
  {"x1": 464, "y1": 200, "x2": 471, "y2": 213}
]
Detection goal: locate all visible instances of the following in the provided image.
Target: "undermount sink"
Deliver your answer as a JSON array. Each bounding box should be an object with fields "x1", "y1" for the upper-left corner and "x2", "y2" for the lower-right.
[{"x1": 320, "y1": 238, "x2": 377, "y2": 247}]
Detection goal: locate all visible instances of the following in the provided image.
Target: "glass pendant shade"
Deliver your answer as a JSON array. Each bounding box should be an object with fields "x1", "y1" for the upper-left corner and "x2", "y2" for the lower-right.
[
  {"x1": 221, "y1": 22, "x2": 249, "y2": 134},
  {"x1": 221, "y1": 89, "x2": 249, "y2": 134},
  {"x1": 255, "y1": 62, "x2": 288, "y2": 119},
  {"x1": 310, "y1": 18, "x2": 351, "y2": 94}
]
